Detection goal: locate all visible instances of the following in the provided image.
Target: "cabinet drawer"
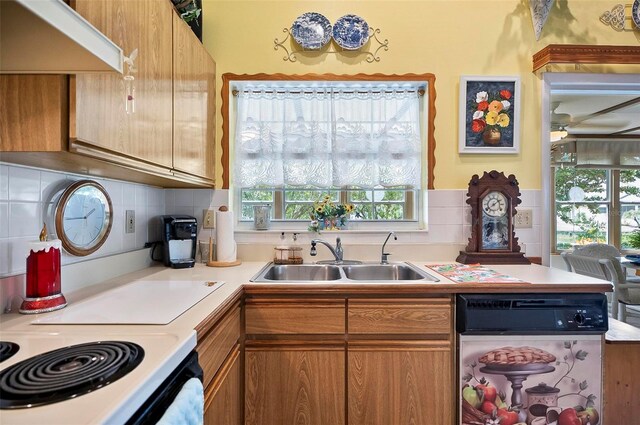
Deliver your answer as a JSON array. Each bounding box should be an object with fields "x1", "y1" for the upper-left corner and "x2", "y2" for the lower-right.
[
  {"x1": 245, "y1": 298, "x2": 345, "y2": 335},
  {"x1": 197, "y1": 307, "x2": 240, "y2": 388},
  {"x1": 348, "y1": 298, "x2": 451, "y2": 335}
]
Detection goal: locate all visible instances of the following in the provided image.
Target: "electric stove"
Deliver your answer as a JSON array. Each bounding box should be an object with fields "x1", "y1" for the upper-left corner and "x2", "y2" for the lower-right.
[{"x1": 0, "y1": 329, "x2": 195, "y2": 424}]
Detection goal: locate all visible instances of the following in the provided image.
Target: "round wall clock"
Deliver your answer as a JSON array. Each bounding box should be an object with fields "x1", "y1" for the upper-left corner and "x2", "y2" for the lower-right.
[
  {"x1": 456, "y1": 170, "x2": 530, "y2": 264},
  {"x1": 54, "y1": 180, "x2": 113, "y2": 256}
]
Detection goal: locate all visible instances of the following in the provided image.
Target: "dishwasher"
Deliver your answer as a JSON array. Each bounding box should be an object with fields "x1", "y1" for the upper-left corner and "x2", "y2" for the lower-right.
[{"x1": 457, "y1": 293, "x2": 608, "y2": 425}]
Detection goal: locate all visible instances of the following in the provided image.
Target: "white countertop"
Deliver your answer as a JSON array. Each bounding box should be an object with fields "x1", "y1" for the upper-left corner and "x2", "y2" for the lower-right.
[{"x1": 0, "y1": 261, "x2": 612, "y2": 423}]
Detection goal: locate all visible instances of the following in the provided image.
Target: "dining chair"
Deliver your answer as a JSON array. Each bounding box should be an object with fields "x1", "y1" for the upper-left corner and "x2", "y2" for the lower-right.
[{"x1": 561, "y1": 251, "x2": 640, "y2": 323}]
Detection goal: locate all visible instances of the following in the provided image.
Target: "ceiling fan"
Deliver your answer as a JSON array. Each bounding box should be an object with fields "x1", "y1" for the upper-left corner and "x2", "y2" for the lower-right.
[{"x1": 550, "y1": 100, "x2": 629, "y2": 141}]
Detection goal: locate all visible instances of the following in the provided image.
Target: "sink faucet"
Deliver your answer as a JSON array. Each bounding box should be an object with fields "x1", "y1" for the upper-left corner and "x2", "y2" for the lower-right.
[
  {"x1": 310, "y1": 237, "x2": 343, "y2": 263},
  {"x1": 381, "y1": 232, "x2": 397, "y2": 264}
]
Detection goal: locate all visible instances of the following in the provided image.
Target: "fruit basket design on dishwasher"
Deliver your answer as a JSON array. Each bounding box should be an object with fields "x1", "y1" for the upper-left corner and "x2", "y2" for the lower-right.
[{"x1": 460, "y1": 339, "x2": 601, "y2": 425}]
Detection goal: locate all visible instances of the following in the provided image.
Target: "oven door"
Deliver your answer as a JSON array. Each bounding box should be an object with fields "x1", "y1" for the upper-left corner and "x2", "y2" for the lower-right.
[{"x1": 126, "y1": 351, "x2": 203, "y2": 425}]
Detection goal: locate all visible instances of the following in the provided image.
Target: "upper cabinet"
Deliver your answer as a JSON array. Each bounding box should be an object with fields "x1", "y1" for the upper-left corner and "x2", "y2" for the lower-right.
[
  {"x1": 172, "y1": 13, "x2": 216, "y2": 182},
  {"x1": 0, "y1": 0, "x2": 215, "y2": 188},
  {"x1": 72, "y1": 0, "x2": 174, "y2": 169}
]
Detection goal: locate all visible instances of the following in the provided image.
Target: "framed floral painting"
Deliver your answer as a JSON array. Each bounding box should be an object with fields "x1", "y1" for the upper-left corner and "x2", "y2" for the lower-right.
[{"x1": 459, "y1": 76, "x2": 521, "y2": 154}]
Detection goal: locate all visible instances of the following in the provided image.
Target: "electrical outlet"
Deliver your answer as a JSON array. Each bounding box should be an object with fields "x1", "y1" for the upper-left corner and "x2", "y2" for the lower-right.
[
  {"x1": 514, "y1": 209, "x2": 533, "y2": 228},
  {"x1": 125, "y1": 210, "x2": 135, "y2": 233},
  {"x1": 203, "y1": 209, "x2": 215, "y2": 229}
]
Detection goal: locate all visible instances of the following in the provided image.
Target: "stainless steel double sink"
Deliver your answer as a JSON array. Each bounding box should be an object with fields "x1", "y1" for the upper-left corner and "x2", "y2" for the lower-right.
[{"x1": 250, "y1": 262, "x2": 439, "y2": 283}]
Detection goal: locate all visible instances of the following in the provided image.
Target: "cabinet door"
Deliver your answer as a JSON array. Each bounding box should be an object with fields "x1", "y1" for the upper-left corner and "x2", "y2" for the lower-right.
[
  {"x1": 348, "y1": 342, "x2": 453, "y2": 425},
  {"x1": 172, "y1": 13, "x2": 215, "y2": 181},
  {"x1": 245, "y1": 346, "x2": 345, "y2": 425},
  {"x1": 204, "y1": 346, "x2": 241, "y2": 425},
  {"x1": 72, "y1": 0, "x2": 173, "y2": 168}
]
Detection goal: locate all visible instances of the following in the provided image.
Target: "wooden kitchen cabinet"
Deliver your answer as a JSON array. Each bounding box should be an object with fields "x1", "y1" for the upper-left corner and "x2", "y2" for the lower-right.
[
  {"x1": 197, "y1": 301, "x2": 241, "y2": 425},
  {"x1": 244, "y1": 296, "x2": 346, "y2": 424},
  {"x1": 348, "y1": 341, "x2": 453, "y2": 425},
  {"x1": 348, "y1": 297, "x2": 454, "y2": 425},
  {"x1": 72, "y1": 0, "x2": 174, "y2": 168},
  {"x1": 0, "y1": 0, "x2": 216, "y2": 187},
  {"x1": 245, "y1": 344, "x2": 345, "y2": 425},
  {"x1": 242, "y1": 294, "x2": 455, "y2": 425},
  {"x1": 172, "y1": 13, "x2": 215, "y2": 183},
  {"x1": 204, "y1": 346, "x2": 241, "y2": 425}
]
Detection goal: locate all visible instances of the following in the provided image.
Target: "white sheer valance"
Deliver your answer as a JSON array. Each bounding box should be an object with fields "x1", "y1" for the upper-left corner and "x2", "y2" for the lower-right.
[{"x1": 233, "y1": 84, "x2": 423, "y2": 189}]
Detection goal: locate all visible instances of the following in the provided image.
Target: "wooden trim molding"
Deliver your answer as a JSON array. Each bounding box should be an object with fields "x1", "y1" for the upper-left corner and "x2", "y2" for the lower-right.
[
  {"x1": 533, "y1": 44, "x2": 640, "y2": 72},
  {"x1": 220, "y1": 73, "x2": 437, "y2": 189}
]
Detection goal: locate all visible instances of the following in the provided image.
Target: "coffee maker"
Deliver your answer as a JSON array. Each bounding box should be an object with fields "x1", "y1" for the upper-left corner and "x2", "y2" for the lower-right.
[{"x1": 159, "y1": 215, "x2": 197, "y2": 268}]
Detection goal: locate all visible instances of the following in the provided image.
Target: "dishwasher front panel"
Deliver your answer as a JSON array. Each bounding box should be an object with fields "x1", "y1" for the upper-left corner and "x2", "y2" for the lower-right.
[{"x1": 459, "y1": 334, "x2": 603, "y2": 425}]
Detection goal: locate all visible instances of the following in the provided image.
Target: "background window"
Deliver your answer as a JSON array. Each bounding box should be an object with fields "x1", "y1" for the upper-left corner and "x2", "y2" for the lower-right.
[{"x1": 553, "y1": 167, "x2": 640, "y2": 251}]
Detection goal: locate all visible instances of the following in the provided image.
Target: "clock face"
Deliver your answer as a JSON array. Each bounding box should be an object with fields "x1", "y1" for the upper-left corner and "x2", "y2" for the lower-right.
[
  {"x1": 481, "y1": 191, "x2": 508, "y2": 218},
  {"x1": 55, "y1": 181, "x2": 113, "y2": 256}
]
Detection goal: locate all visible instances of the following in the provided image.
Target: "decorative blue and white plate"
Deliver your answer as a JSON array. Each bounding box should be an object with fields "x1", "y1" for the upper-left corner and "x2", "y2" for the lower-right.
[
  {"x1": 291, "y1": 12, "x2": 332, "y2": 50},
  {"x1": 332, "y1": 14, "x2": 369, "y2": 50},
  {"x1": 633, "y1": 0, "x2": 640, "y2": 30}
]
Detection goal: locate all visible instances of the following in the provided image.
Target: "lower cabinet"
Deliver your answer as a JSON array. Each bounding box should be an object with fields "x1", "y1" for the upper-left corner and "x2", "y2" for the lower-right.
[
  {"x1": 245, "y1": 345, "x2": 345, "y2": 425},
  {"x1": 196, "y1": 302, "x2": 241, "y2": 425},
  {"x1": 239, "y1": 294, "x2": 454, "y2": 425},
  {"x1": 204, "y1": 346, "x2": 241, "y2": 425},
  {"x1": 348, "y1": 342, "x2": 453, "y2": 425}
]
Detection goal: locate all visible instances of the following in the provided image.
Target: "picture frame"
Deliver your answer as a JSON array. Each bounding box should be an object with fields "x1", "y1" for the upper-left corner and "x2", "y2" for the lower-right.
[{"x1": 459, "y1": 76, "x2": 521, "y2": 154}]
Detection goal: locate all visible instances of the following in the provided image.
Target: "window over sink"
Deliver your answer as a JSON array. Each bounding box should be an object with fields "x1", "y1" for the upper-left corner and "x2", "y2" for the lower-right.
[{"x1": 221, "y1": 73, "x2": 436, "y2": 230}]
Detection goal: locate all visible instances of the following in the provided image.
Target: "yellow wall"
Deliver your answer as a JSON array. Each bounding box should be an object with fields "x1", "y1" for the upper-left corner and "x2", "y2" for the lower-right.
[{"x1": 202, "y1": 1, "x2": 638, "y2": 189}]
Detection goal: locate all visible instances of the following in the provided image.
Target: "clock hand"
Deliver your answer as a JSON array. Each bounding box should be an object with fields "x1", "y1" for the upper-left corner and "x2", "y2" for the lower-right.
[
  {"x1": 84, "y1": 208, "x2": 96, "y2": 219},
  {"x1": 64, "y1": 216, "x2": 85, "y2": 220}
]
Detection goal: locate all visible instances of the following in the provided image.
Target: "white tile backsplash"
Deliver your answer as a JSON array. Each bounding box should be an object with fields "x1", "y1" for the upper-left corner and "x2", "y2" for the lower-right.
[
  {"x1": 9, "y1": 166, "x2": 40, "y2": 201},
  {"x1": 428, "y1": 189, "x2": 465, "y2": 207},
  {"x1": 0, "y1": 202, "x2": 7, "y2": 238},
  {"x1": 0, "y1": 164, "x2": 166, "y2": 277},
  {"x1": 0, "y1": 165, "x2": 8, "y2": 201},
  {"x1": 174, "y1": 189, "x2": 194, "y2": 207},
  {"x1": 9, "y1": 202, "x2": 40, "y2": 237}
]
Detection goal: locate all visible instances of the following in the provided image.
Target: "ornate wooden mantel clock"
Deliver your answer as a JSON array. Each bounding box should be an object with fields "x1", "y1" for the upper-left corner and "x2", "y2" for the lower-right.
[{"x1": 456, "y1": 170, "x2": 530, "y2": 264}]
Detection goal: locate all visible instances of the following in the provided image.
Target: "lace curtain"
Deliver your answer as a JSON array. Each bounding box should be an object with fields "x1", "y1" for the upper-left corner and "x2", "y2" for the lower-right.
[{"x1": 234, "y1": 87, "x2": 422, "y2": 189}]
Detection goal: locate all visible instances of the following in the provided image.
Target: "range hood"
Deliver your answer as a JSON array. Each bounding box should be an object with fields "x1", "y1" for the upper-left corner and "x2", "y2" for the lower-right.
[{"x1": 1, "y1": 0, "x2": 123, "y2": 74}]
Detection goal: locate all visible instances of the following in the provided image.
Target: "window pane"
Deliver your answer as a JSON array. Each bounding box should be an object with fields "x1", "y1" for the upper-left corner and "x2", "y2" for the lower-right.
[
  {"x1": 352, "y1": 204, "x2": 374, "y2": 220},
  {"x1": 349, "y1": 190, "x2": 372, "y2": 202},
  {"x1": 242, "y1": 189, "x2": 274, "y2": 202},
  {"x1": 375, "y1": 189, "x2": 405, "y2": 201},
  {"x1": 556, "y1": 203, "x2": 608, "y2": 250},
  {"x1": 620, "y1": 170, "x2": 640, "y2": 200},
  {"x1": 241, "y1": 204, "x2": 254, "y2": 220},
  {"x1": 375, "y1": 204, "x2": 404, "y2": 220},
  {"x1": 285, "y1": 189, "x2": 338, "y2": 202},
  {"x1": 554, "y1": 168, "x2": 608, "y2": 202},
  {"x1": 285, "y1": 203, "x2": 315, "y2": 220}
]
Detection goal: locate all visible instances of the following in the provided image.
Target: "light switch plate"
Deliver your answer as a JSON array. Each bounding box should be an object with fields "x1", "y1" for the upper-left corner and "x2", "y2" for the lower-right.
[
  {"x1": 125, "y1": 210, "x2": 135, "y2": 233},
  {"x1": 203, "y1": 209, "x2": 215, "y2": 229},
  {"x1": 514, "y1": 209, "x2": 533, "y2": 228}
]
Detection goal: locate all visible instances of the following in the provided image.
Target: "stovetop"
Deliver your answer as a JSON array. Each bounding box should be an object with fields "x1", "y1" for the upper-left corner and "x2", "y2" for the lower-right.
[
  {"x1": 0, "y1": 341, "x2": 19, "y2": 363},
  {"x1": 0, "y1": 341, "x2": 145, "y2": 409},
  {"x1": 0, "y1": 329, "x2": 195, "y2": 424}
]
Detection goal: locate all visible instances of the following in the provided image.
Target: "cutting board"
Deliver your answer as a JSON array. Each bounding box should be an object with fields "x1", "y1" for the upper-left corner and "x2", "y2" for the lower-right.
[{"x1": 31, "y1": 280, "x2": 224, "y2": 325}]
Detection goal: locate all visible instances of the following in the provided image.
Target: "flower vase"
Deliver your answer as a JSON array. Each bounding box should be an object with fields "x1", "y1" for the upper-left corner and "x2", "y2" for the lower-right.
[{"x1": 482, "y1": 127, "x2": 501, "y2": 145}]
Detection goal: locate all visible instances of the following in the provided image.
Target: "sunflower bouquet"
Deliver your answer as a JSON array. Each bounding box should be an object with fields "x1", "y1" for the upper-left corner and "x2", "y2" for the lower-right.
[{"x1": 308, "y1": 195, "x2": 354, "y2": 232}]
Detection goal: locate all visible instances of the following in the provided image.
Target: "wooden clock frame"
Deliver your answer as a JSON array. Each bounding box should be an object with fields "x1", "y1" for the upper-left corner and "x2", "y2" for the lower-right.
[{"x1": 456, "y1": 170, "x2": 530, "y2": 264}]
